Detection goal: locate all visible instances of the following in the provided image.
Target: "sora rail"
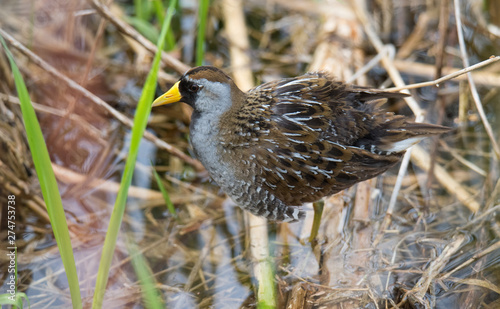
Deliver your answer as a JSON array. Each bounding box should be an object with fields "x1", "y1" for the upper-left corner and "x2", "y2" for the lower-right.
[{"x1": 153, "y1": 66, "x2": 450, "y2": 222}]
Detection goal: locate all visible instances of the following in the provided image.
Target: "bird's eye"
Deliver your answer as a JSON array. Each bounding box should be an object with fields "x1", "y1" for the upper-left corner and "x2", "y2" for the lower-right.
[{"x1": 188, "y1": 84, "x2": 202, "y2": 92}]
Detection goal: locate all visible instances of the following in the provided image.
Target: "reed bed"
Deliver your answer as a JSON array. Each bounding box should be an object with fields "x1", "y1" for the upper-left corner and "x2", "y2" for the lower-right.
[{"x1": 0, "y1": 0, "x2": 499, "y2": 308}]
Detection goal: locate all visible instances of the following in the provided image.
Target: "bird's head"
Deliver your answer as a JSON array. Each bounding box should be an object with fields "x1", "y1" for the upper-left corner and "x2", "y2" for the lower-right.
[{"x1": 153, "y1": 66, "x2": 243, "y2": 114}]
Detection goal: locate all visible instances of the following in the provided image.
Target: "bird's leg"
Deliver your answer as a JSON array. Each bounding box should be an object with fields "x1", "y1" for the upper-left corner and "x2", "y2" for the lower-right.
[{"x1": 309, "y1": 200, "x2": 324, "y2": 242}]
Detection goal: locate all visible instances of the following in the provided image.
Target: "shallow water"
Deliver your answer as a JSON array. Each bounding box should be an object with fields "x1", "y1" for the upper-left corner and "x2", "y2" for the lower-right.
[{"x1": 0, "y1": 0, "x2": 499, "y2": 308}]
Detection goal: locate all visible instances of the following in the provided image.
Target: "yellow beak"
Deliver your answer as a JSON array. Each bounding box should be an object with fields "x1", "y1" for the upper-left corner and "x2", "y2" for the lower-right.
[{"x1": 152, "y1": 81, "x2": 182, "y2": 107}]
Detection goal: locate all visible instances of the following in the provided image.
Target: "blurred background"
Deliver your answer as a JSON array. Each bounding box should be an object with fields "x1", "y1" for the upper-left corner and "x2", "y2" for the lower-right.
[{"x1": 0, "y1": 0, "x2": 499, "y2": 308}]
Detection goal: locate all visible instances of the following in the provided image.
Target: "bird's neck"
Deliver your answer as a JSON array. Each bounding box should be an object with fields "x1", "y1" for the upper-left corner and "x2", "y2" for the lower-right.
[{"x1": 189, "y1": 109, "x2": 237, "y2": 185}]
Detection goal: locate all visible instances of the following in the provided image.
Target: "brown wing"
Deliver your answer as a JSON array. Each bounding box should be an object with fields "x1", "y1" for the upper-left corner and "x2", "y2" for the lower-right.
[{"x1": 231, "y1": 72, "x2": 448, "y2": 205}]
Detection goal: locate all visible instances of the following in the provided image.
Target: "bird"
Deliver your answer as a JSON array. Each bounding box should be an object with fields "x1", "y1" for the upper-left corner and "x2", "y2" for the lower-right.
[{"x1": 152, "y1": 66, "x2": 451, "y2": 222}]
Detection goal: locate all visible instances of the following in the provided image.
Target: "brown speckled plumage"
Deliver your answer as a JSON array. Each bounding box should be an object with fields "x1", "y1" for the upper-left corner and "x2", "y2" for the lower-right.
[{"x1": 153, "y1": 66, "x2": 451, "y2": 222}]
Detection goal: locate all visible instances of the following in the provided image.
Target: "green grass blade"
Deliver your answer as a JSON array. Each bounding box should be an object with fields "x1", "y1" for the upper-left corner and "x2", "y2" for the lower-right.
[
  {"x1": 151, "y1": 163, "x2": 178, "y2": 220},
  {"x1": 0, "y1": 36, "x2": 82, "y2": 309},
  {"x1": 127, "y1": 237, "x2": 164, "y2": 309},
  {"x1": 151, "y1": 0, "x2": 176, "y2": 51},
  {"x1": 256, "y1": 258, "x2": 276, "y2": 309},
  {"x1": 196, "y1": 0, "x2": 210, "y2": 66},
  {"x1": 134, "y1": 0, "x2": 148, "y2": 21},
  {"x1": 127, "y1": 16, "x2": 160, "y2": 43},
  {"x1": 250, "y1": 217, "x2": 276, "y2": 309},
  {"x1": 92, "y1": 1, "x2": 177, "y2": 307},
  {"x1": 151, "y1": 0, "x2": 165, "y2": 24},
  {"x1": 0, "y1": 292, "x2": 30, "y2": 308},
  {"x1": 165, "y1": 30, "x2": 176, "y2": 51}
]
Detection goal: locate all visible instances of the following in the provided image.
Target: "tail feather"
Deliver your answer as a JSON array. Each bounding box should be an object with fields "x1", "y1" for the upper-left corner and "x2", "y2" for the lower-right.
[
  {"x1": 377, "y1": 122, "x2": 452, "y2": 152},
  {"x1": 400, "y1": 122, "x2": 452, "y2": 136}
]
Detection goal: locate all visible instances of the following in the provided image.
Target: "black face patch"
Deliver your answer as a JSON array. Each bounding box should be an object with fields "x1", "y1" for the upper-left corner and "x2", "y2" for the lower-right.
[{"x1": 178, "y1": 79, "x2": 201, "y2": 108}]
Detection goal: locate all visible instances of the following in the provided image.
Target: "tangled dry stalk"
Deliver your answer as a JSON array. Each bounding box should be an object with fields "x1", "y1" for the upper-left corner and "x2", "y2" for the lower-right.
[{"x1": 0, "y1": 0, "x2": 499, "y2": 308}]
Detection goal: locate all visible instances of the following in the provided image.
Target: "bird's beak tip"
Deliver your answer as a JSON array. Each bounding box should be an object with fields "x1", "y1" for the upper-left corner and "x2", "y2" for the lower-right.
[{"x1": 152, "y1": 81, "x2": 181, "y2": 107}]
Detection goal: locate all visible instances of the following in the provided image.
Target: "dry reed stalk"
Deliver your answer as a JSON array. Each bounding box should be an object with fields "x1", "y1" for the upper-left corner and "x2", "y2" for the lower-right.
[
  {"x1": 442, "y1": 239, "x2": 500, "y2": 280},
  {"x1": 78, "y1": 236, "x2": 170, "y2": 288},
  {"x1": 402, "y1": 234, "x2": 466, "y2": 306},
  {"x1": 346, "y1": 45, "x2": 395, "y2": 84},
  {"x1": 411, "y1": 145, "x2": 480, "y2": 212},
  {"x1": 396, "y1": 11, "x2": 437, "y2": 59},
  {"x1": 1, "y1": 93, "x2": 107, "y2": 145},
  {"x1": 221, "y1": 0, "x2": 277, "y2": 307},
  {"x1": 90, "y1": 0, "x2": 189, "y2": 74},
  {"x1": 373, "y1": 139, "x2": 417, "y2": 247},
  {"x1": 0, "y1": 94, "x2": 52, "y2": 223},
  {"x1": 439, "y1": 140, "x2": 487, "y2": 177},
  {"x1": 1, "y1": 174, "x2": 50, "y2": 223},
  {"x1": 221, "y1": 0, "x2": 254, "y2": 91},
  {"x1": 392, "y1": 59, "x2": 500, "y2": 87},
  {"x1": 183, "y1": 229, "x2": 215, "y2": 292},
  {"x1": 352, "y1": 0, "x2": 423, "y2": 255},
  {"x1": 0, "y1": 28, "x2": 204, "y2": 171},
  {"x1": 435, "y1": 0, "x2": 451, "y2": 79},
  {"x1": 295, "y1": 1, "x2": 384, "y2": 307},
  {"x1": 453, "y1": 0, "x2": 500, "y2": 159},
  {"x1": 285, "y1": 283, "x2": 309, "y2": 308},
  {"x1": 352, "y1": 0, "x2": 423, "y2": 115},
  {"x1": 386, "y1": 56, "x2": 500, "y2": 92},
  {"x1": 305, "y1": 0, "x2": 367, "y2": 248},
  {"x1": 51, "y1": 2, "x2": 108, "y2": 144},
  {"x1": 0, "y1": 95, "x2": 215, "y2": 205},
  {"x1": 51, "y1": 163, "x2": 163, "y2": 199},
  {"x1": 352, "y1": 0, "x2": 484, "y2": 244}
]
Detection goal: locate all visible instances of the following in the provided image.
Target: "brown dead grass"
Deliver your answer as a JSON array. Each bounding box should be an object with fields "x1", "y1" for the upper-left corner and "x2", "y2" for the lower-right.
[{"x1": 0, "y1": 0, "x2": 499, "y2": 308}]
